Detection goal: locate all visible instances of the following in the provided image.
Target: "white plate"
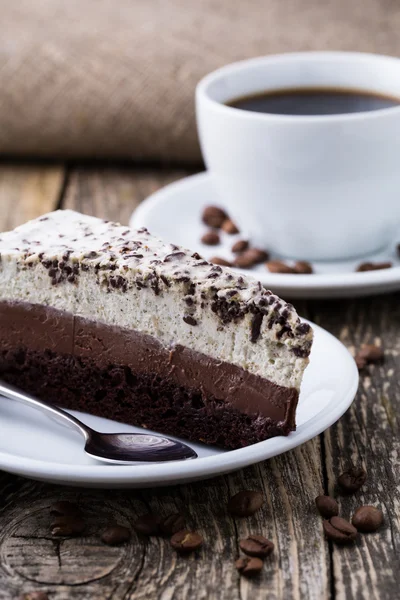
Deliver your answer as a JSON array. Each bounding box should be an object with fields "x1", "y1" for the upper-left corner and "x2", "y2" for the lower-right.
[
  {"x1": 130, "y1": 172, "x2": 400, "y2": 299},
  {"x1": 0, "y1": 321, "x2": 358, "y2": 488}
]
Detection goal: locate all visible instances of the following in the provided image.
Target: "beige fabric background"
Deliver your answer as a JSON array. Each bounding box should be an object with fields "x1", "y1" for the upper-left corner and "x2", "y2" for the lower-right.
[{"x1": 1, "y1": 0, "x2": 400, "y2": 162}]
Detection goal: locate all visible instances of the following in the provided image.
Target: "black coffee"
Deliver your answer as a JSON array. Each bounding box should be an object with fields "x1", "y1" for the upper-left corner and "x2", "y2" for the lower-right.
[{"x1": 227, "y1": 87, "x2": 400, "y2": 116}]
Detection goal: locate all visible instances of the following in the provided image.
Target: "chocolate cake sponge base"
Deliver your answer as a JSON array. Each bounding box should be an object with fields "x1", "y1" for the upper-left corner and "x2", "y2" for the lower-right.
[{"x1": 0, "y1": 346, "x2": 292, "y2": 450}]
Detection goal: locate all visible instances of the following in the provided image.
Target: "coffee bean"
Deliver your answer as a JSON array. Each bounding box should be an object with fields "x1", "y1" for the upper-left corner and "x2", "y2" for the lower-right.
[
  {"x1": 233, "y1": 251, "x2": 256, "y2": 268},
  {"x1": 338, "y1": 467, "x2": 367, "y2": 494},
  {"x1": 356, "y1": 261, "x2": 392, "y2": 272},
  {"x1": 20, "y1": 593, "x2": 49, "y2": 600},
  {"x1": 294, "y1": 260, "x2": 313, "y2": 274},
  {"x1": 235, "y1": 556, "x2": 263, "y2": 577},
  {"x1": 49, "y1": 500, "x2": 82, "y2": 517},
  {"x1": 352, "y1": 506, "x2": 384, "y2": 532},
  {"x1": 239, "y1": 534, "x2": 274, "y2": 558},
  {"x1": 210, "y1": 256, "x2": 233, "y2": 267},
  {"x1": 201, "y1": 230, "x2": 220, "y2": 245},
  {"x1": 133, "y1": 513, "x2": 161, "y2": 536},
  {"x1": 323, "y1": 516, "x2": 358, "y2": 544},
  {"x1": 315, "y1": 495, "x2": 339, "y2": 519},
  {"x1": 356, "y1": 344, "x2": 384, "y2": 363},
  {"x1": 50, "y1": 515, "x2": 86, "y2": 537},
  {"x1": 101, "y1": 524, "x2": 131, "y2": 545},
  {"x1": 231, "y1": 239, "x2": 249, "y2": 253},
  {"x1": 170, "y1": 530, "x2": 203, "y2": 553},
  {"x1": 355, "y1": 355, "x2": 367, "y2": 370},
  {"x1": 202, "y1": 206, "x2": 227, "y2": 228},
  {"x1": 160, "y1": 513, "x2": 186, "y2": 536},
  {"x1": 234, "y1": 248, "x2": 269, "y2": 268},
  {"x1": 266, "y1": 260, "x2": 296, "y2": 274},
  {"x1": 221, "y1": 218, "x2": 239, "y2": 234},
  {"x1": 227, "y1": 490, "x2": 264, "y2": 517}
]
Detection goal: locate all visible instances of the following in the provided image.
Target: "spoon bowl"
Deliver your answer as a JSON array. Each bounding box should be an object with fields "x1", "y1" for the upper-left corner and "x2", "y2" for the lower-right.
[
  {"x1": 0, "y1": 380, "x2": 197, "y2": 463},
  {"x1": 84, "y1": 431, "x2": 197, "y2": 463}
]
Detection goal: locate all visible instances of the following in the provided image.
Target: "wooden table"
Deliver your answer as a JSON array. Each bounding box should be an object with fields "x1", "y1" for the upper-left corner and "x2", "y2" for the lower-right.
[{"x1": 0, "y1": 163, "x2": 398, "y2": 600}]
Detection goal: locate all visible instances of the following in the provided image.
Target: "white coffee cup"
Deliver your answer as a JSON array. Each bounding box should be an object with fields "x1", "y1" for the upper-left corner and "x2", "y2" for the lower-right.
[{"x1": 196, "y1": 52, "x2": 400, "y2": 261}]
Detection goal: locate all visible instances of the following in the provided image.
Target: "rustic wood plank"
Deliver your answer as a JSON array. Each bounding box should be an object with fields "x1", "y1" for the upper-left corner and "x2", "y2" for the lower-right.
[
  {"x1": 0, "y1": 166, "x2": 329, "y2": 600},
  {"x1": 309, "y1": 296, "x2": 400, "y2": 600},
  {"x1": 0, "y1": 442, "x2": 327, "y2": 600},
  {"x1": 0, "y1": 164, "x2": 65, "y2": 230}
]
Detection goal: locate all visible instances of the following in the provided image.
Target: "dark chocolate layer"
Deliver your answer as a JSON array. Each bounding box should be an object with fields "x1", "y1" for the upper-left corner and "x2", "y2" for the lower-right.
[{"x1": 0, "y1": 301, "x2": 298, "y2": 448}]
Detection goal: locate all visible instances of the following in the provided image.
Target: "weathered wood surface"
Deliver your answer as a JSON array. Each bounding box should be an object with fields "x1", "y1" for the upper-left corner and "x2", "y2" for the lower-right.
[
  {"x1": 310, "y1": 298, "x2": 400, "y2": 600},
  {"x1": 0, "y1": 165, "x2": 398, "y2": 600},
  {"x1": 0, "y1": 163, "x2": 64, "y2": 229}
]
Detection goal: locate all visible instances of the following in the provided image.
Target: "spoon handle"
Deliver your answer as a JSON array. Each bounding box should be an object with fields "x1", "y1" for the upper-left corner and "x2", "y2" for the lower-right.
[{"x1": 0, "y1": 380, "x2": 90, "y2": 440}]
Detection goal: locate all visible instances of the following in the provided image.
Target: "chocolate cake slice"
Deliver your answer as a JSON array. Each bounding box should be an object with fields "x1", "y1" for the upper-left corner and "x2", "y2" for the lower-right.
[{"x1": 0, "y1": 210, "x2": 313, "y2": 449}]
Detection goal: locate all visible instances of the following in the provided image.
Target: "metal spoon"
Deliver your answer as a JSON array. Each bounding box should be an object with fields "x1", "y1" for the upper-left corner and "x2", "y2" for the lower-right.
[{"x1": 0, "y1": 380, "x2": 197, "y2": 463}]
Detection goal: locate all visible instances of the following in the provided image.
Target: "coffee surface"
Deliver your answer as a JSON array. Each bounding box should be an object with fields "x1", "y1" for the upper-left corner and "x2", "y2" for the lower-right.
[{"x1": 227, "y1": 87, "x2": 400, "y2": 115}]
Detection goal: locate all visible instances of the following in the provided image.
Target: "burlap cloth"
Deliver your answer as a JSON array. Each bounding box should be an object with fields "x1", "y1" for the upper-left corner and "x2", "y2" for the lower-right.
[{"x1": 1, "y1": 0, "x2": 400, "y2": 162}]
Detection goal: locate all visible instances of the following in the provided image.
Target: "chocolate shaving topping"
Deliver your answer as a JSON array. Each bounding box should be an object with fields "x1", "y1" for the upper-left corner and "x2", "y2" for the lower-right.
[
  {"x1": 251, "y1": 313, "x2": 264, "y2": 343},
  {"x1": 160, "y1": 274, "x2": 170, "y2": 287},
  {"x1": 164, "y1": 251, "x2": 186, "y2": 262},
  {"x1": 183, "y1": 315, "x2": 197, "y2": 326}
]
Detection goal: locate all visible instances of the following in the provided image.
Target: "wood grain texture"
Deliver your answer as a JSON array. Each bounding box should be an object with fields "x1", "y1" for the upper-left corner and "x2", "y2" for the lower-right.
[
  {"x1": 0, "y1": 166, "x2": 398, "y2": 599},
  {"x1": 0, "y1": 442, "x2": 327, "y2": 600},
  {"x1": 0, "y1": 164, "x2": 65, "y2": 230},
  {"x1": 62, "y1": 166, "x2": 193, "y2": 226},
  {"x1": 309, "y1": 297, "x2": 400, "y2": 600}
]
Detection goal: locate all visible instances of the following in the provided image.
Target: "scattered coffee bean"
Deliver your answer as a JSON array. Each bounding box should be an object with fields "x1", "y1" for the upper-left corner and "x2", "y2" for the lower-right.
[
  {"x1": 338, "y1": 467, "x2": 367, "y2": 494},
  {"x1": 352, "y1": 506, "x2": 384, "y2": 533},
  {"x1": 201, "y1": 230, "x2": 220, "y2": 245},
  {"x1": 160, "y1": 513, "x2": 186, "y2": 536},
  {"x1": 20, "y1": 593, "x2": 49, "y2": 600},
  {"x1": 265, "y1": 260, "x2": 296, "y2": 274},
  {"x1": 170, "y1": 530, "x2": 203, "y2": 553},
  {"x1": 234, "y1": 248, "x2": 269, "y2": 268},
  {"x1": 49, "y1": 500, "x2": 82, "y2": 517},
  {"x1": 356, "y1": 344, "x2": 384, "y2": 364},
  {"x1": 210, "y1": 256, "x2": 233, "y2": 267},
  {"x1": 133, "y1": 513, "x2": 161, "y2": 536},
  {"x1": 50, "y1": 514, "x2": 86, "y2": 537},
  {"x1": 294, "y1": 260, "x2": 313, "y2": 274},
  {"x1": 101, "y1": 524, "x2": 131, "y2": 545},
  {"x1": 227, "y1": 490, "x2": 264, "y2": 517},
  {"x1": 231, "y1": 239, "x2": 249, "y2": 253},
  {"x1": 202, "y1": 206, "x2": 227, "y2": 228},
  {"x1": 235, "y1": 556, "x2": 263, "y2": 577},
  {"x1": 221, "y1": 218, "x2": 239, "y2": 234},
  {"x1": 323, "y1": 516, "x2": 358, "y2": 544},
  {"x1": 239, "y1": 534, "x2": 274, "y2": 558},
  {"x1": 356, "y1": 261, "x2": 392, "y2": 272},
  {"x1": 355, "y1": 355, "x2": 367, "y2": 370},
  {"x1": 315, "y1": 495, "x2": 339, "y2": 519}
]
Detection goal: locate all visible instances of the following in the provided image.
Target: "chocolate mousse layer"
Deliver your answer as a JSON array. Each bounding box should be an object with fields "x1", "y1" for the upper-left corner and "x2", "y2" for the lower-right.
[{"x1": 0, "y1": 301, "x2": 298, "y2": 449}]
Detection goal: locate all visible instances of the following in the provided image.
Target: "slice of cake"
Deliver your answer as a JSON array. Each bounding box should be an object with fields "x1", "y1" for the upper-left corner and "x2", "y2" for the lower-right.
[{"x1": 0, "y1": 210, "x2": 313, "y2": 449}]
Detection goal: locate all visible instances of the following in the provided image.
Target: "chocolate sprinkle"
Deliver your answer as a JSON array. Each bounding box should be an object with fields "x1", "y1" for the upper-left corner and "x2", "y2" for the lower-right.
[
  {"x1": 183, "y1": 315, "x2": 197, "y2": 326},
  {"x1": 251, "y1": 313, "x2": 264, "y2": 343}
]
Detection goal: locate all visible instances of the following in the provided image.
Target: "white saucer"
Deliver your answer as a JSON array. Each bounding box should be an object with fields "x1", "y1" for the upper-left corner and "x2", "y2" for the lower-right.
[
  {"x1": 0, "y1": 321, "x2": 358, "y2": 488},
  {"x1": 130, "y1": 172, "x2": 400, "y2": 299}
]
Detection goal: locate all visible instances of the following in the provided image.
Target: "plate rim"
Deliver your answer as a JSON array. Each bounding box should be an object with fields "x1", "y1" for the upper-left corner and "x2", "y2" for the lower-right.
[
  {"x1": 0, "y1": 321, "x2": 358, "y2": 486},
  {"x1": 130, "y1": 171, "x2": 400, "y2": 292}
]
